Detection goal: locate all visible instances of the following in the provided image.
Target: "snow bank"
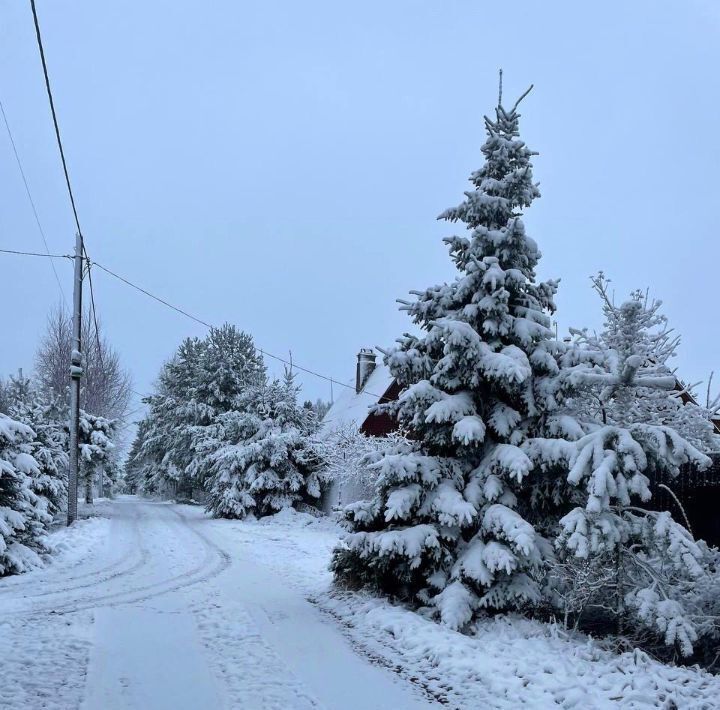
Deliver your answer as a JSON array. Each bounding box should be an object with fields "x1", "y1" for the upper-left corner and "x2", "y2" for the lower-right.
[
  {"x1": 9, "y1": 501, "x2": 114, "y2": 578},
  {"x1": 317, "y1": 592, "x2": 720, "y2": 709},
  {"x1": 226, "y1": 509, "x2": 720, "y2": 709},
  {"x1": 44, "y1": 514, "x2": 112, "y2": 569}
]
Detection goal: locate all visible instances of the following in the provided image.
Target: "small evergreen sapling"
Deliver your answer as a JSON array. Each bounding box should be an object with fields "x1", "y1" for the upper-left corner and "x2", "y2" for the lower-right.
[
  {"x1": 555, "y1": 274, "x2": 714, "y2": 655},
  {"x1": 569, "y1": 273, "x2": 719, "y2": 452}
]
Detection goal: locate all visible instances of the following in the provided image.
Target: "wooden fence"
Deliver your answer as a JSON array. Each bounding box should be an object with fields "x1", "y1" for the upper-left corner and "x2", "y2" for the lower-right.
[{"x1": 650, "y1": 454, "x2": 720, "y2": 547}]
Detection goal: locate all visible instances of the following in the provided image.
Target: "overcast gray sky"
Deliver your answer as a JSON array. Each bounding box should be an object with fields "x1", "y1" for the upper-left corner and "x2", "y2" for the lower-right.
[{"x1": 1, "y1": 0, "x2": 718, "y2": 414}]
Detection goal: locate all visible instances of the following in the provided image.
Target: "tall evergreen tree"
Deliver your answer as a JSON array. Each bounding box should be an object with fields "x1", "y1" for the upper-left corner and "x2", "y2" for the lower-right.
[
  {"x1": 196, "y1": 324, "x2": 266, "y2": 412},
  {"x1": 124, "y1": 418, "x2": 150, "y2": 494},
  {"x1": 136, "y1": 326, "x2": 266, "y2": 496},
  {"x1": 333, "y1": 86, "x2": 568, "y2": 627},
  {"x1": 138, "y1": 337, "x2": 208, "y2": 495}
]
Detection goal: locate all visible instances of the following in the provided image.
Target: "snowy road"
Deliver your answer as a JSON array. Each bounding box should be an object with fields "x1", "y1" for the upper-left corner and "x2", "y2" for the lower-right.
[{"x1": 0, "y1": 497, "x2": 436, "y2": 710}]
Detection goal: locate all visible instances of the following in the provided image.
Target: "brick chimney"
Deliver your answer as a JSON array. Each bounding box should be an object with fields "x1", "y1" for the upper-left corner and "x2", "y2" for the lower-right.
[{"x1": 355, "y1": 348, "x2": 377, "y2": 393}]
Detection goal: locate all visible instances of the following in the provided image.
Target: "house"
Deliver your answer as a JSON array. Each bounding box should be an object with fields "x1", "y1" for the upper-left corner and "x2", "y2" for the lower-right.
[
  {"x1": 319, "y1": 349, "x2": 400, "y2": 438},
  {"x1": 318, "y1": 349, "x2": 400, "y2": 512}
]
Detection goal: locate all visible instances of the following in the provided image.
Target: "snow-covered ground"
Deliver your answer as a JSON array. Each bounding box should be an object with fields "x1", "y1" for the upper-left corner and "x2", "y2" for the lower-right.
[
  {"x1": 219, "y1": 507, "x2": 720, "y2": 709},
  {"x1": 0, "y1": 497, "x2": 718, "y2": 709},
  {"x1": 0, "y1": 497, "x2": 431, "y2": 710}
]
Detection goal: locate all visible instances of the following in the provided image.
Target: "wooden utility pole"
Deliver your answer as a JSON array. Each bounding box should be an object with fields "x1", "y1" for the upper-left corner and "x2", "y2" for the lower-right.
[{"x1": 67, "y1": 232, "x2": 83, "y2": 525}]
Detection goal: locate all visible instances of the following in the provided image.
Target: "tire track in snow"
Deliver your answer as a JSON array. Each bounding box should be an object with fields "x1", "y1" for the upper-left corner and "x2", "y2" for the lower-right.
[
  {"x1": 1, "y1": 500, "x2": 233, "y2": 710},
  {"x1": 0, "y1": 501, "x2": 147, "y2": 601},
  {"x1": 10, "y1": 502, "x2": 230, "y2": 617}
]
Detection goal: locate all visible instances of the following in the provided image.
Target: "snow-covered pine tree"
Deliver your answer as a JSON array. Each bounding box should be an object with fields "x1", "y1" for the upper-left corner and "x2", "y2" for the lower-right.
[
  {"x1": 205, "y1": 369, "x2": 321, "y2": 519},
  {"x1": 124, "y1": 418, "x2": 150, "y2": 494},
  {"x1": 137, "y1": 326, "x2": 266, "y2": 497},
  {"x1": 0, "y1": 413, "x2": 52, "y2": 575},
  {"x1": 137, "y1": 337, "x2": 206, "y2": 495},
  {"x1": 333, "y1": 85, "x2": 568, "y2": 627},
  {"x1": 186, "y1": 325, "x2": 266, "y2": 489},
  {"x1": 554, "y1": 274, "x2": 715, "y2": 655},
  {"x1": 78, "y1": 410, "x2": 116, "y2": 504},
  {"x1": 4, "y1": 374, "x2": 68, "y2": 516},
  {"x1": 195, "y1": 324, "x2": 266, "y2": 413}
]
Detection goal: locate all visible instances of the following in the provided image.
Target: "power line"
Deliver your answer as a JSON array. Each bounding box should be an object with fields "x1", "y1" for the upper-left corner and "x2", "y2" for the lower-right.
[
  {"x1": 26, "y1": 1, "x2": 389, "y2": 407},
  {"x1": 1, "y1": 243, "x2": 392, "y2": 402},
  {"x1": 84, "y1": 247, "x2": 105, "y2": 373},
  {"x1": 0, "y1": 247, "x2": 71, "y2": 259},
  {"x1": 90, "y1": 258, "x2": 389, "y2": 401},
  {"x1": 92, "y1": 260, "x2": 213, "y2": 329},
  {"x1": 0, "y1": 98, "x2": 67, "y2": 305},
  {"x1": 28, "y1": 0, "x2": 111, "y2": 405},
  {"x1": 29, "y1": 0, "x2": 83, "y2": 240}
]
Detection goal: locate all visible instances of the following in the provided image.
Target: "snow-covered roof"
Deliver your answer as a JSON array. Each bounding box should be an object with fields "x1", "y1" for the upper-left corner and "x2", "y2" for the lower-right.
[{"x1": 318, "y1": 361, "x2": 395, "y2": 440}]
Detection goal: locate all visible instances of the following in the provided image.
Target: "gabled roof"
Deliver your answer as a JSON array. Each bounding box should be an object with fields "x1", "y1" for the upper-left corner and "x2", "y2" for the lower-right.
[{"x1": 318, "y1": 361, "x2": 395, "y2": 440}]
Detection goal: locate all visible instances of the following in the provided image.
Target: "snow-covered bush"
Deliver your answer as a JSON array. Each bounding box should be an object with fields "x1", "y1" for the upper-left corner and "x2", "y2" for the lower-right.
[
  {"x1": 204, "y1": 370, "x2": 322, "y2": 519},
  {"x1": 315, "y1": 424, "x2": 406, "y2": 498},
  {"x1": 681, "y1": 544, "x2": 720, "y2": 667},
  {"x1": 546, "y1": 553, "x2": 617, "y2": 630},
  {"x1": 0, "y1": 413, "x2": 52, "y2": 575},
  {"x1": 332, "y1": 87, "x2": 574, "y2": 626}
]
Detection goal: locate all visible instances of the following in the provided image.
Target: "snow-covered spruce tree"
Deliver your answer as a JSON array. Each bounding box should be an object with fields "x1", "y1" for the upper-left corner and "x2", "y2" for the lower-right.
[
  {"x1": 195, "y1": 324, "x2": 266, "y2": 414},
  {"x1": 0, "y1": 413, "x2": 52, "y2": 575},
  {"x1": 124, "y1": 418, "x2": 150, "y2": 494},
  {"x1": 79, "y1": 410, "x2": 116, "y2": 504},
  {"x1": 553, "y1": 275, "x2": 715, "y2": 656},
  {"x1": 4, "y1": 373, "x2": 68, "y2": 515},
  {"x1": 138, "y1": 326, "x2": 266, "y2": 497},
  {"x1": 332, "y1": 87, "x2": 573, "y2": 627},
  {"x1": 205, "y1": 369, "x2": 321, "y2": 519},
  {"x1": 137, "y1": 337, "x2": 206, "y2": 496},
  {"x1": 186, "y1": 325, "x2": 266, "y2": 489}
]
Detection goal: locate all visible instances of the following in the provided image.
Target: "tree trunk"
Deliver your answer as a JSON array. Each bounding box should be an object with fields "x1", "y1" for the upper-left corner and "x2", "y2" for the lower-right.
[
  {"x1": 85, "y1": 468, "x2": 93, "y2": 504},
  {"x1": 616, "y1": 541, "x2": 624, "y2": 636}
]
